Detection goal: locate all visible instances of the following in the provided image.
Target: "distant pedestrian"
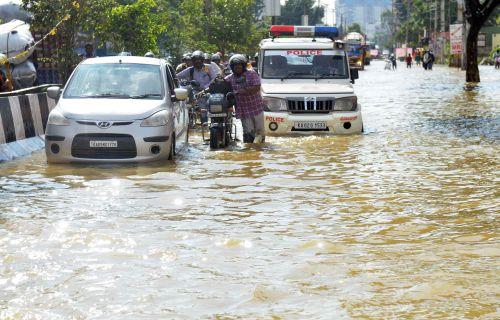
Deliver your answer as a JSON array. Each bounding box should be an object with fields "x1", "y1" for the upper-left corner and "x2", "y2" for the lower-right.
[
  {"x1": 493, "y1": 49, "x2": 500, "y2": 69},
  {"x1": 390, "y1": 54, "x2": 397, "y2": 70},
  {"x1": 415, "y1": 51, "x2": 421, "y2": 66},
  {"x1": 423, "y1": 51, "x2": 430, "y2": 70},
  {"x1": 406, "y1": 54, "x2": 413, "y2": 68},
  {"x1": 427, "y1": 50, "x2": 435, "y2": 70}
]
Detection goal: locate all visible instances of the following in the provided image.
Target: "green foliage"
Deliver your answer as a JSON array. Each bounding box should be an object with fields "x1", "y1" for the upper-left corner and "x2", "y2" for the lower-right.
[
  {"x1": 23, "y1": 0, "x2": 268, "y2": 74},
  {"x1": 105, "y1": 0, "x2": 167, "y2": 55},
  {"x1": 347, "y1": 23, "x2": 363, "y2": 34},
  {"x1": 277, "y1": 0, "x2": 325, "y2": 26},
  {"x1": 22, "y1": 0, "x2": 114, "y2": 81},
  {"x1": 165, "y1": 0, "x2": 265, "y2": 60},
  {"x1": 395, "y1": 0, "x2": 432, "y2": 47}
]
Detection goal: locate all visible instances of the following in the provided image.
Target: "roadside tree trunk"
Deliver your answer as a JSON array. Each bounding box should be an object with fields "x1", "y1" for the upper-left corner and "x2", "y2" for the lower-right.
[{"x1": 464, "y1": 0, "x2": 499, "y2": 82}]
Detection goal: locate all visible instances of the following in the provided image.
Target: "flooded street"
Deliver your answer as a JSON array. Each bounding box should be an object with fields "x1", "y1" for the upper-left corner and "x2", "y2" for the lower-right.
[{"x1": 1, "y1": 61, "x2": 499, "y2": 319}]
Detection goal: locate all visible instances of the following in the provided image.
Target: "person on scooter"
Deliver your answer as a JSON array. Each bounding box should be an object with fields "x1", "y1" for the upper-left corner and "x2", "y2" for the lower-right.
[
  {"x1": 212, "y1": 53, "x2": 224, "y2": 70},
  {"x1": 176, "y1": 53, "x2": 192, "y2": 73},
  {"x1": 224, "y1": 54, "x2": 265, "y2": 143},
  {"x1": 205, "y1": 52, "x2": 223, "y2": 77}
]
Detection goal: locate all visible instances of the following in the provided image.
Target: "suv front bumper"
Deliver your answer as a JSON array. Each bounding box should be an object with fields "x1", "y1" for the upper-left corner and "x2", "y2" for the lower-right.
[{"x1": 264, "y1": 109, "x2": 363, "y2": 135}]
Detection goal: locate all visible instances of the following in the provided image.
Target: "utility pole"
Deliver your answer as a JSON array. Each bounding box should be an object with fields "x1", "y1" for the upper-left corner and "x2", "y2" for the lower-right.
[
  {"x1": 457, "y1": 0, "x2": 466, "y2": 70},
  {"x1": 440, "y1": 0, "x2": 446, "y2": 63}
]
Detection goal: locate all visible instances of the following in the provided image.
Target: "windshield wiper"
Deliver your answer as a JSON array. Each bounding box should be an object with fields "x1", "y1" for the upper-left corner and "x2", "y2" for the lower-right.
[
  {"x1": 81, "y1": 93, "x2": 130, "y2": 98},
  {"x1": 314, "y1": 73, "x2": 344, "y2": 81},
  {"x1": 130, "y1": 93, "x2": 162, "y2": 99},
  {"x1": 281, "y1": 71, "x2": 303, "y2": 81}
]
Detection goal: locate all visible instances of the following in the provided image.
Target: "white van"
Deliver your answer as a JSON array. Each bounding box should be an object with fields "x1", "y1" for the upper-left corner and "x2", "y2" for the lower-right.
[{"x1": 259, "y1": 26, "x2": 363, "y2": 135}]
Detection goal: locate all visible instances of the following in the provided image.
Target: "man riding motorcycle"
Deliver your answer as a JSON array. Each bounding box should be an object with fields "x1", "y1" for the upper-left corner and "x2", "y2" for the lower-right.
[
  {"x1": 177, "y1": 51, "x2": 217, "y2": 90},
  {"x1": 224, "y1": 54, "x2": 265, "y2": 143},
  {"x1": 177, "y1": 51, "x2": 218, "y2": 124},
  {"x1": 176, "y1": 53, "x2": 193, "y2": 73}
]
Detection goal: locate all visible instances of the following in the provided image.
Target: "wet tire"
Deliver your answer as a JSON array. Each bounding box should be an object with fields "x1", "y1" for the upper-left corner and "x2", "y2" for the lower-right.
[
  {"x1": 225, "y1": 129, "x2": 231, "y2": 147},
  {"x1": 210, "y1": 126, "x2": 221, "y2": 149}
]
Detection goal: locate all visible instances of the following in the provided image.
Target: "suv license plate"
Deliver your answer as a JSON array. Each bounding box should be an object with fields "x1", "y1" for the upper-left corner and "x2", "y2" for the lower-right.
[
  {"x1": 90, "y1": 141, "x2": 118, "y2": 148},
  {"x1": 294, "y1": 122, "x2": 327, "y2": 130}
]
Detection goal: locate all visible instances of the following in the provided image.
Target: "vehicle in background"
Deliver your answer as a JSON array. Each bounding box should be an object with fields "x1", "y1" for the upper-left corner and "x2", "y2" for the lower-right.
[
  {"x1": 45, "y1": 56, "x2": 189, "y2": 163},
  {"x1": 344, "y1": 32, "x2": 367, "y2": 70},
  {"x1": 258, "y1": 25, "x2": 363, "y2": 136}
]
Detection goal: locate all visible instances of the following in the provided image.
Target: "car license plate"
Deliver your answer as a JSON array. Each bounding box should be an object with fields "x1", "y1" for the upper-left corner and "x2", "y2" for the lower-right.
[
  {"x1": 294, "y1": 122, "x2": 327, "y2": 130},
  {"x1": 89, "y1": 141, "x2": 118, "y2": 148}
]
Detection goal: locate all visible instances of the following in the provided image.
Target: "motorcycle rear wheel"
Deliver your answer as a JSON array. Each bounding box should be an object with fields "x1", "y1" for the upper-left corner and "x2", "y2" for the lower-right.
[{"x1": 210, "y1": 126, "x2": 223, "y2": 149}]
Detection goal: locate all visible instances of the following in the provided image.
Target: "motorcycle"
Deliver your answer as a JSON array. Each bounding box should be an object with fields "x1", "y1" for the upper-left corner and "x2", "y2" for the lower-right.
[
  {"x1": 201, "y1": 79, "x2": 237, "y2": 149},
  {"x1": 180, "y1": 79, "x2": 208, "y2": 128}
]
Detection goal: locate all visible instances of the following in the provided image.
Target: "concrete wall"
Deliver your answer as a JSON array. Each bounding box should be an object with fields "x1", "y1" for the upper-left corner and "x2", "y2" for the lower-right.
[{"x1": 0, "y1": 93, "x2": 56, "y2": 161}]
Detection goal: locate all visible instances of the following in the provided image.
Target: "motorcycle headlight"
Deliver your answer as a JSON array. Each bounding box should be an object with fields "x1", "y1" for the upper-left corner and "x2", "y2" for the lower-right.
[
  {"x1": 263, "y1": 97, "x2": 287, "y2": 112},
  {"x1": 141, "y1": 110, "x2": 170, "y2": 127},
  {"x1": 334, "y1": 97, "x2": 358, "y2": 111},
  {"x1": 47, "y1": 110, "x2": 70, "y2": 126}
]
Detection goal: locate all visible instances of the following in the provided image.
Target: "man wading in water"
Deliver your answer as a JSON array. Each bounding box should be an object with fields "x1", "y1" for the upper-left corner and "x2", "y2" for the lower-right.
[{"x1": 225, "y1": 54, "x2": 265, "y2": 143}]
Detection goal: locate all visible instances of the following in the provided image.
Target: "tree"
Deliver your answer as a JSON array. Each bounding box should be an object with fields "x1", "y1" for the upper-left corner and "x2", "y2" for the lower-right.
[
  {"x1": 173, "y1": 0, "x2": 265, "y2": 57},
  {"x1": 391, "y1": 0, "x2": 432, "y2": 47},
  {"x1": 464, "y1": 0, "x2": 499, "y2": 82},
  {"x1": 277, "y1": 0, "x2": 325, "y2": 26},
  {"x1": 22, "y1": 0, "x2": 114, "y2": 82},
  {"x1": 347, "y1": 23, "x2": 363, "y2": 34},
  {"x1": 105, "y1": 0, "x2": 167, "y2": 55}
]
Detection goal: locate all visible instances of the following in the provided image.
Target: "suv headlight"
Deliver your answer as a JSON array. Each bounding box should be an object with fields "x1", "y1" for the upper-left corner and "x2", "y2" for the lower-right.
[
  {"x1": 141, "y1": 110, "x2": 170, "y2": 127},
  {"x1": 47, "y1": 110, "x2": 70, "y2": 126},
  {"x1": 334, "y1": 97, "x2": 358, "y2": 111},
  {"x1": 263, "y1": 97, "x2": 287, "y2": 112}
]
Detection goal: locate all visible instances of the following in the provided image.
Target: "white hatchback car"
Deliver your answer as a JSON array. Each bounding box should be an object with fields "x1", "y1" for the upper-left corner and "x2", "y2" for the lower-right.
[{"x1": 45, "y1": 56, "x2": 189, "y2": 163}]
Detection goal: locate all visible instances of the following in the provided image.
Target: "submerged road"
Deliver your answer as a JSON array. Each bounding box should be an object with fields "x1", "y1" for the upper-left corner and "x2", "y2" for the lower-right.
[{"x1": 1, "y1": 61, "x2": 499, "y2": 319}]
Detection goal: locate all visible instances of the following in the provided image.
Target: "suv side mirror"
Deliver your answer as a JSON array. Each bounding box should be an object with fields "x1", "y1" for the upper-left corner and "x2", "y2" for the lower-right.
[
  {"x1": 47, "y1": 86, "x2": 61, "y2": 99},
  {"x1": 173, "y1": 88, "x2": 188, "y2": 101},
  {"x1": 350, "y1": 69, "x2": 359, "y2": 84}
]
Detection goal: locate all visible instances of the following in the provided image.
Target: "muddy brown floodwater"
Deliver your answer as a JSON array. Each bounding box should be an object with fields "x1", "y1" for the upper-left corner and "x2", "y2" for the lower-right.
[{"x1": 1, "y1": 61, "x2": 499, "y2": 319}]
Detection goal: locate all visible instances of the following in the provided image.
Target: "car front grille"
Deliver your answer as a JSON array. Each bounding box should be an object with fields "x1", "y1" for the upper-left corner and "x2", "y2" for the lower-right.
[
  {"x1": 71, "y1": 134, "x2": 137, "y2": 159},
  {"x1": 76, "y1": 121, "x2": 134, "y2": 126},
  {"x1": 287, "y1": 99, "x2": 335, "y2": 113}
]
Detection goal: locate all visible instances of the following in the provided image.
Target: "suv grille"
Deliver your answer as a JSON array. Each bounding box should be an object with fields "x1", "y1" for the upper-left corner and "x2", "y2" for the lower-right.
[
  {"x1": 287, "y1": 99, "x2": 335, "y2": 113},
  {"x1": 71, "y1": 134, "x2": 137, "y2": 159}
]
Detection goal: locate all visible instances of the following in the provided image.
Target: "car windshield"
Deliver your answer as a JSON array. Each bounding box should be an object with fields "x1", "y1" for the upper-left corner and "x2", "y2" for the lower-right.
[
  {"x1": 262, "y1": 50, "x2": 348, "y2": 79},
  {"x1": 64, "y1": 63, "x2": 164, "y2": 99}
]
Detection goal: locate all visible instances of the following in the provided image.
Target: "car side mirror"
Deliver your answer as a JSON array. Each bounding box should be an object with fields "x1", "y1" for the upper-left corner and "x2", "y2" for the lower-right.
[
  {"x1": 47, "y1": 86, "x2": 61, "y2": 99},
  {"x1": 173, "y1": 88, "x2": 188, "y2": 101},
  {"x1": 350, "y1": 69, "x2": 359, "y2": 84}
]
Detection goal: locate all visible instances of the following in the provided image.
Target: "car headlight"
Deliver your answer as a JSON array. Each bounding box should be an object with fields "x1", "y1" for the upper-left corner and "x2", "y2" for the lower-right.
[
  {"x1": 141, "y1": 110, "x2": 170, "y2": 127},
  {"x1": 47, "y1": 110, "x2": 70, "y2": 126},
  {"x1": 334, "y1": 97, "x2": 358, "y2": 111},
  {"x1": 263, "y1": 97, "x2": 287, "y2": 112}
]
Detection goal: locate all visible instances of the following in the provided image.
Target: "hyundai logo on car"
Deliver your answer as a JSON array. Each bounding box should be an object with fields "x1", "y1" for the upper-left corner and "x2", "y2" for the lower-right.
[{"x1": 97, "y1": 121, "x2": 112, "y2": 129}]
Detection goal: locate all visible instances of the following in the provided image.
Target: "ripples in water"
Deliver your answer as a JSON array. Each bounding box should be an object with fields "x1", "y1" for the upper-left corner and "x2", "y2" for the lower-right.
[{"x1": 0, "y1": 61, "x2": 499, "y2": 319}]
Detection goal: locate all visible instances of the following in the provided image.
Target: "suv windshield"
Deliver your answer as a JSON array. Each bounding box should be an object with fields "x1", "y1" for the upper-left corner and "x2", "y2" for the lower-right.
[
  {"x1": 262, "y1": 50, "x2": 348, "y2": 79},
  {"x1": 64, "y1": 63, "x2": 164, "y2": 99}
]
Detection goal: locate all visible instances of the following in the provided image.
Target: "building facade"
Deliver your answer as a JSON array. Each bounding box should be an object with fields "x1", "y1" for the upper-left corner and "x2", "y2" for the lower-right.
[{"x1": 335, "y1": 0, "x2": 391, "y2": 38}]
